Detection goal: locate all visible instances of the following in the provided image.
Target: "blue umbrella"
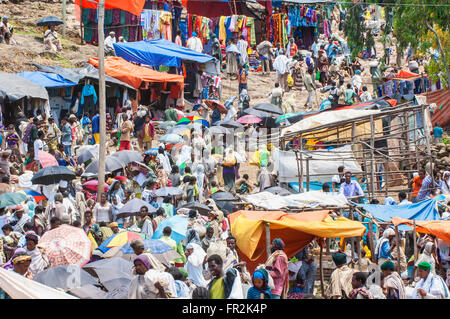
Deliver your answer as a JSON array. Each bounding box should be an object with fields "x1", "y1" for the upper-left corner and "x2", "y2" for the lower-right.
[
  {"x1": 144, "y1": 148, "x2": 159, "y2": 156},
  {"x1": 159, "y1": 133, "x2": 184, "y2": 144},
  {"x1": 121, "y1": 239, "x2": 175, "y2": 255},
  {"x1": 152, "y1": 215, "x2": 188, "y2": 244},
  {"x1": 37, "y1": 16, "x2": 63, "y2": 27}
]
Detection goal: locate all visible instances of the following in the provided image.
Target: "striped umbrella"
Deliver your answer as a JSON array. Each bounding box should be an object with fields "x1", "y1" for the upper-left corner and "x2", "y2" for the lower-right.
[
  {"x1": 176, "y1": 116, "x2": 209, "y2": 128},
  {"x1": 97, "y1": 231, "x2": 150, "y2": 253},
  {"x1": 22, "y1": 190, "x2": 46, "y2": 203}
]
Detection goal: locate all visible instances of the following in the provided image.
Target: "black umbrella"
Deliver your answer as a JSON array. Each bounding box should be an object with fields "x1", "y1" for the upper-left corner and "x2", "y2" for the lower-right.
[
  {"x1": 243, "y1": 107, "x2": 273, "y2": 118},
  {"x1": 37, "y1": 16, "x2": 63, "y2": 27},
  {"x1": 77, "y1": 147, "x2": 99, "y2": 164},
  {"x1": 153, "y1": 187, "x2": 184, "y2": 197},
  {"x1": 208, "y1": 126, "x2": 231, "y2": 135},
  {"x1": 264, "y1": 186, "x2": 292, "y2": 196},
  {"x1": 211, "y1": 191, "x2": 236, "y2": 201},
  {"x1": 34, "y1": 265, "x2": 99, "y2": 291},
  {"x1": 211, "y1": 191, "x2": 237, "y2": 214},
  {"x1": 82, "y1": 156, "x2": 125, "y2": 177},
  {"x1": 32, "y1": 166, "x2": 76, "y2": 185},
  {"x1": 215, "y1": 120, "x2": 244, "y2": 130},
  {"x1": 253, "y1": 102, "x2": 284, "y2": 115},
  {"x1": 180, "y1": 201, "x2": 212, "y2": 216},
  {"x1": 111, "y1": 150, "x2": 143, "y2": 165}
]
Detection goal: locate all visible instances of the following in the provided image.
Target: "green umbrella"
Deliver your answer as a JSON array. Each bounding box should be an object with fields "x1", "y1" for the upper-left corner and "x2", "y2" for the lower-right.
[
  {"x1": 276, "y1": 113, "x2": 297, "y2": 123},
  {"x1": 0, "y1": 192, "x2": 27, "y2": 209}
]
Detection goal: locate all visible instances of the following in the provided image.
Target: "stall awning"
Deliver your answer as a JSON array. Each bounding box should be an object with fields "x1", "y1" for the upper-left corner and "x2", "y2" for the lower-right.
[
  {"x1": 228, "y1": 210, "x2": 366, "y2": 271},
  {"x1": 89, "y1": 57, "x2": 184, "y2": 89},
  {"x1": 113, "y1": 39, "x2": 215, "y2": 68},
  {"x1": 0, "y1": 72, "x2": 49, "y2": 102},
  {"x1": 17, "y1": 72, "x2": 77, "y2": 88},
  {"x1": 74, "y1": 0, "x2": 145, "y2": 16},
  {"x1": 33, "y1": 63, "x2": 136, "y2": 90},
  {"x1": 392, "y1": 218, "x2": 450, "y2": 242},
  {"x1": 357, "y1": 198, "x2": 441, "y2": 231}
]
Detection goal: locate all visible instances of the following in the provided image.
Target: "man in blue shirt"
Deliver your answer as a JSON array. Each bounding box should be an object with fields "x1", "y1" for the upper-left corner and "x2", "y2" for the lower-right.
[
  {"x1": 433, "y1": 122, "x2": 444, "y2": 143},
  {"x1": 326, "y1": 38, "x2": 338, "y2": 63},
  {"x1": 339, "y1": 171, "x2": 364, "y2": 199},
  {"x1": 91, "y1": 112, "x2": 100, "y2": 144}
]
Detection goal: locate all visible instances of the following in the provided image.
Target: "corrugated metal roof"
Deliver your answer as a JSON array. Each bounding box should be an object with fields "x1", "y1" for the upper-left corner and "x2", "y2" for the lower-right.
[{"x1": 423, "y1": 89, "x2": 450, "y2": 127}]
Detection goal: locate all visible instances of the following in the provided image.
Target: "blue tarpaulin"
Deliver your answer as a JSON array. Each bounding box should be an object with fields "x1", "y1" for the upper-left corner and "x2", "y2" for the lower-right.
[
  {"x1": 357, "y1": 198, "x2": 441, "y2": 231},
  {"x1": 113, "y1": 39, "x2": 215, "y2": 68},
  {"x1": 17, "y1": 71, "x2": 77, "y2": 88}
]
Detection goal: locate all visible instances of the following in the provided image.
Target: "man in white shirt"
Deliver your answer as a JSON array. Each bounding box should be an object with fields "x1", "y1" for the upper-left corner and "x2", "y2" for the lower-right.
[
  {"x1": 236, "y1": 35, "x2": 248, "y2": 67},
  {"x1": 34, "y1": 130, "x2": 45, "y2": 169},
  {"x1": 331, "y1": 165, "x2": 345, "y2": 192},
  {"x1": 397, "y1": 191, "x2": 412, "y2": 205},
  {"x1": 139, "y1": 206, "x2": 154, "y2": 238},
  {"x1": 186, "y1": 32, "x2": 203, "y2": 53},
  {"x1": 412, "y1": 261, "x2": 449, "y2": 299},
  {"x1": 44, "y1": 25, "x2": 62, "y2": 52},
  {"x1": 359, "y1": 86, "x2": 372, "y2": 102},
  {"x1": 104, "y1": 31, "x2": 116, "y2": 55}
]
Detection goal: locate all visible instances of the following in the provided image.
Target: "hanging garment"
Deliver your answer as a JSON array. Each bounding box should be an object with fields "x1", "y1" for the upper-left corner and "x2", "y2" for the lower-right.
[
  {"x1": 80, "y1": 84, "x2": 97, "y2": 105},
  {"x1": 229, "y1": 15, "x2": 237, "y2": 32},
  {"x1": 218, "y1": 16, "x2": 227, "y2": 43}
]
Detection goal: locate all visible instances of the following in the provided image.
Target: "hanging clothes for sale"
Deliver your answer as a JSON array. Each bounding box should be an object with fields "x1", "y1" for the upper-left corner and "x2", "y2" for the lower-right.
[{"x1": 80, "y1": 84, "x2": 97, "y2": 116}]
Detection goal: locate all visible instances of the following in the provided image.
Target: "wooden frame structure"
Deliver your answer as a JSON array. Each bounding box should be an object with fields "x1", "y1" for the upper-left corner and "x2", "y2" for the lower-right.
[{"x1": 279, "y1": 103, "x2": 434, "y2": 201}]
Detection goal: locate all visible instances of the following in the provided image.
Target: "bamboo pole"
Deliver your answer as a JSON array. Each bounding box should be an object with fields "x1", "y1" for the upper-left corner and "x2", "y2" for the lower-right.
[
  {"x1": 306, "y1": 156, "x2": 310, "y2": 192},
  {"x1": 369, "y1": 115, "x2": 376, "y2": 199},
  {"x1": 356, "y1": 236, "x2": 362, "y2": 269},
  {"x1": 294, "y1": 150, "x2": 302, "y2": 192},
  {"x1": 97, "y1": 0, "x2": 107, "y2": 202},
  {"x1": 80, "y1": 1, "x2": 84, "y2": 45},
  {"x1": 265, "y1": 222, "x2": 271, "y2": 260},
  {"x1": 413, "y1": 220, "x2": 418, "y2": 262},
  {"x1": 394, "y1": 225, "x2": 401, "y2": 272},
  {"x1": 369, "y1": 221, "x2": 376, "y2": 263},
  {"x1": 319, "y1": 243, "x2": 325, "y2": 298},
  {"x1": 62, "y1": 0, "x2": 67, "y2": 38}
]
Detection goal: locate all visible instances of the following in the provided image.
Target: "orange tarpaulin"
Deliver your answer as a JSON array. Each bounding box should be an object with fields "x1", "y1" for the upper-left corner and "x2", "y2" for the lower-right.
[
  {"x1": 392, "y1": 218, "x2": 450, "y2": 242},
  {"x1": 75, "y1": 0, "x2": 145, "y2": 17},
  {"x1": 228, "y1": 210, "x2": 366, "y2": 272},
  {"x1": 89, "y1": 57, "x2": 184, "y2": 90}
]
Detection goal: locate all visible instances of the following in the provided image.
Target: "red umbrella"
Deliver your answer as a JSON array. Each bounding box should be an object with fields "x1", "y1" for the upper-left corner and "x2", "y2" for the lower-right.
[
  {"x1": 38, "y1": 151, "x2": 58, "y2": 168},
  {"x1": 204, "y1": 100, "x2": 228, "y2": 114},
  {"x1": 83, "y1": 180, "x2": 109, "y2": 192},
  {"x1": 114, "y1": 176, "x2": 128, "y2": 182},
  {"x1": 39, "y1": 225, "x2": 92, "y2": 267},
  {"x1": 237, "y1": 114, "x2": 262, "y2": 124}
]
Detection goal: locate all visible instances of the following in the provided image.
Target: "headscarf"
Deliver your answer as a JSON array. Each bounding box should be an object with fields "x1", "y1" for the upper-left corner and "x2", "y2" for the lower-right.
[
  {"x1": 332, "y1": 252, "x2": 347, "y2": 266},
  {"x1": 384, "y1": 197, "x2": 397, "y2": 206},
  {"x1": 374, "y1": 228, "x2": 395, "y2": 258},
  {"x1": 12, "y1": 253, "x2": 32, "y2": 265},
  {"x1": 381, "y1": 260, "x2": 395, "y2": 270},
  {"x1": 133, "y1": 253, "x2": 165, "y2": 273},
  {"x1": 252, "y1": 269, "x2": 269, "y2": 291},
  {"x1": 441, "y1": 171, "x2": 450, "y2": 194},
  {"x1": 272, "y1": 238, "x2": 285, "y2": 251},
  {"x1": 25, "y1": 233, "x2": 39, "y2": 244},
  {"x1": 186, "y1": 229, "x2": 201, "y2": 246},
  {"x1": 186, "y1": 242, "x2": 207, "y2": 266},
  {"x1": 2, "y1": 248, "x2": 26, "y2": 270},
  {"x1": 423, "y1": 242, "x2": 433, "y2": 256}
]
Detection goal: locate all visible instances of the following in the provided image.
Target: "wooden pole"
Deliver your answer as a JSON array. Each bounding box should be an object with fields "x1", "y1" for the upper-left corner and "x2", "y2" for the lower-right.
[
  {"x1": 264, "y1": 222, "x2": 271, "y2": 260},
  {"x1": 306, "y1": 157, "x2": 310, "y2": 192},
  {"x1": 394, "y1": 225, "x2": 401, "y2": 272},
  {"x1": 369, "y1": 220, "x2": 376, "y2": 263},
  {"x1": 413, "y1": 220, "x2": 418, "y2": 262},
  {"x1": 299, "y1": 134, "x2": 304, "y2": 192},
  {"x1": 97, "y1": 0, "x2": 107, "y2": 202},
  {"x1": 62, "y1": 0, "x2": 67, "y2": 38},
  {"x1": 349, "y1": 209, "x2": 355, "y2": 260},
  {"x1": 295, "y1": 150, "x2": 302, "y2": 193},
  {"x1": 80, "y1": 2, "x2": 84, "y2": 45},
  {"x1": 356, "y1": 236, "x2": 362, "y2": 270},
  {"x1": 369, "y1": 115, "x2": 376, "y2": 199},
  {"x1": 319, "y1": 243, "x2": 325, "y2": 298}
]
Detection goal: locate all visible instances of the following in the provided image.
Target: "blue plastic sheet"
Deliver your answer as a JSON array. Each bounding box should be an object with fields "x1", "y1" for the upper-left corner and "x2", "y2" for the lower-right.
[
  {"x1": 17, "y1": 71, "x2": 77, "y2": 88},
  {"x1": 113, "y1": 39, "x2": 215, "y2": 68},
  {"x1": 357, "y1": 198, "x2": 441, "y2": 231}
]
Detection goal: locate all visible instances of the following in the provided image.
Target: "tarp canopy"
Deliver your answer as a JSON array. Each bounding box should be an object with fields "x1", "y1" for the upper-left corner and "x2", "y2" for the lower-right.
[
  {"x1": 74, "y1": 0, "x2": 145, "y2": 16},
  {"x1": 242, "y1": 191, "x2": 349, "y2": 210},
  {"x1": 392, "y1": 218, "x2": 450, "y2": 242},
  {"x1": 383, "y1": 70, "x2": 425, "y2": 82},
  {"x1": 89, "y1": 57, "x2": 184, "y2": 90},
  {"x1": 113, "y1": 39, "x2": 215, "y2": 68},
  {"x1": 281, "y1": 109, "x2": 382, "y2": 141},
  {"x1": 182, "y1": 0, "x2": 258, "y2": 17},
  {"x1": 33, "y1": 63, "x2": 135, "y2": 90},
  {"x1": 0, "y1": 268, "x2": 77, "y2": 299},
  {"x1": 357, "y1": 198, "x2": 441, "y2": 231},
  {"x1": 274, "y1": 145, "x2": 363, "y2": 184},
  {"x1": 17, "y1": 71, "x2": 77, "y2": 88},
  {"x1": 228, "y1": 210, "x2": 366, "y2": 271},
  {"x1": 0, "y1": 72, "x2": 49, "y2": 102}
]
